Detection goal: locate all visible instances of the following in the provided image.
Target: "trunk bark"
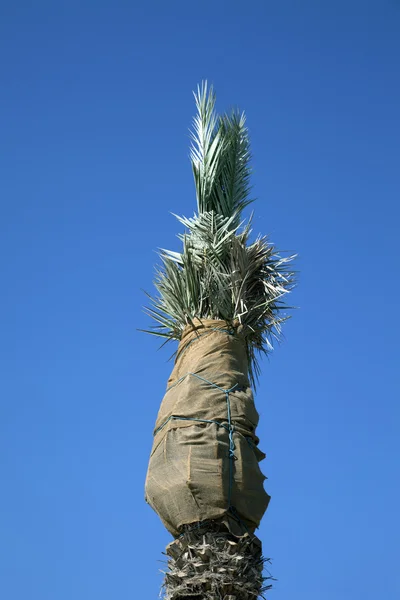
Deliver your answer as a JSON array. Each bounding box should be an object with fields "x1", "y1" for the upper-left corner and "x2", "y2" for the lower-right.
[{"x1": 163, "y1": 522, "x2": 273, "y2": 600}]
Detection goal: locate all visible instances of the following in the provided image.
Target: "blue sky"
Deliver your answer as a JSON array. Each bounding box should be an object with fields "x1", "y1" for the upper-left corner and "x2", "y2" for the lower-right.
[{"x1": 1, "y1": 1, "x2": 399, "y2": 599}]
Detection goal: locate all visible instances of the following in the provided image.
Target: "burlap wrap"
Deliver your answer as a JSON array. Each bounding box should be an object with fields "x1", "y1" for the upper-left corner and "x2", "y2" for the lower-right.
[{"x1": 145, "y1": 319, "x2": 270, "y2": 537}]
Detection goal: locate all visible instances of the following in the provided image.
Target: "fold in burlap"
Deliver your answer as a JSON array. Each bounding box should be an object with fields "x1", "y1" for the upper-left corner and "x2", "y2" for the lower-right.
[{"x1": 145, "y1": 319, "x2": 270, "y2": 537}]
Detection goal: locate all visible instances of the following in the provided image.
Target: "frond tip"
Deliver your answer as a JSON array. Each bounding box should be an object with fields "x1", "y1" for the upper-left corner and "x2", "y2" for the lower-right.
[{"x1": 190, "y1": 81, "x2": 253, "y2": 226}]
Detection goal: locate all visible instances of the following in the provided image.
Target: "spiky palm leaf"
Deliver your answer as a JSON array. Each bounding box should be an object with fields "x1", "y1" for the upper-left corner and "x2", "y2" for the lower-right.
[
  {"x1": 190, "y1": 82, "x2": 252, "y2": 225},
  {"x1": 144, "y1": 83, "x2": 295, "y2": 385}
]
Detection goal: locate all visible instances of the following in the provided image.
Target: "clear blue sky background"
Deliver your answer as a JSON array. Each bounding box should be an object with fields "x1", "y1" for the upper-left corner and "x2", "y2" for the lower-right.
[{"x1": 1, "y1": 1, "x2": 399, "y2": 599}]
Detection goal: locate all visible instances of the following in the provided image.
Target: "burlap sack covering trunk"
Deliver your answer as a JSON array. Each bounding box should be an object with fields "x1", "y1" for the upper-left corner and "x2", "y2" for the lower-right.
[{"x1": 145, "y1": 319, "x2": 270, "y2": 537}]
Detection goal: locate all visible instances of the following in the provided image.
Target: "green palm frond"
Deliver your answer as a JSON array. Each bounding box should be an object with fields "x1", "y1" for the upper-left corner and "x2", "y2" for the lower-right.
[
  {"x1": 216, "y1": 111, "x2": 252, "y2": 220},
  {"x1": 190, "y1": 83, "x2": 252, "y2": 226},
  {"x1": 190, "y1": 82, "x2": 224, "y2": 216},
  {"x1": 145, "y1": 82, "x2": 296, "y2": 386}
]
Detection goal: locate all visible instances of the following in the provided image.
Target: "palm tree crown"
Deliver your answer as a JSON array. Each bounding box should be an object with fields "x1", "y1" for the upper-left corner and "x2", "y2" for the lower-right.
[{"x1": 145, "y1": 82, "x2": 295, "y2": 385}]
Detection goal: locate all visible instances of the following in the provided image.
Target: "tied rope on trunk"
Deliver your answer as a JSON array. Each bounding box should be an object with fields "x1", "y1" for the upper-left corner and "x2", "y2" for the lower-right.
[
  {"x1": 154, "y1": 372, "x2": 239, "y2": 519},
  {"x1": 145, "y1": 321, "x2": 270, "y2": 538}
]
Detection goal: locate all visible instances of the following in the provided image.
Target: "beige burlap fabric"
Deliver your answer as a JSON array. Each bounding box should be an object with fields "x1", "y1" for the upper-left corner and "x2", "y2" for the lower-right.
[{"x1": 145, "y1": 319, "x2": 270, "y2": 537}]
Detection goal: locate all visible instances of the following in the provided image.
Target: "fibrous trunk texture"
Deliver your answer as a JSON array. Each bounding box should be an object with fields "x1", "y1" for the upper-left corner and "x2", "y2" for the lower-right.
[{"x1": 163, "y1": 522, "x2": 273, "y2": 600}]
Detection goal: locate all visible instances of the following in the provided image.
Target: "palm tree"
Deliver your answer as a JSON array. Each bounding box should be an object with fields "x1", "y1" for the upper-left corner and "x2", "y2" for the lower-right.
[{"x1": 144, "y1": 82, "x2": 295, "y2": 600}]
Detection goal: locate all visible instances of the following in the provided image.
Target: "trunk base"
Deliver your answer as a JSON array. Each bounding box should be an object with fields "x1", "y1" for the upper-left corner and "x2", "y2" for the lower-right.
[{"x1": 162, "y1": 522, "x2": 273, "y2": 600}]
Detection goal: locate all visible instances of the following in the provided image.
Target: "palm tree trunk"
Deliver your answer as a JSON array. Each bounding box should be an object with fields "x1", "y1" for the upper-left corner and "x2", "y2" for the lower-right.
[
  {"x1": 146, "y1": 320, "x2": 272, "y2": 599},
  {"x1": 163, "y1": 523, "x2": 272, "y2": 600}
]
